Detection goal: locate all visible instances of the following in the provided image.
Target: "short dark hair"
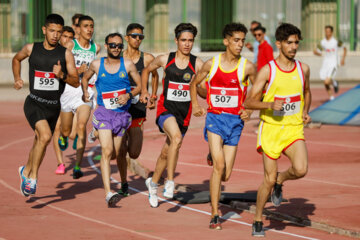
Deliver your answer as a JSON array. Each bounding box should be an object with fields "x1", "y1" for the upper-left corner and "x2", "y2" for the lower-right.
[
  {"x1": 105, "y1": 32, "x2": 123, "y2": 44},
  {"x1": 126, "y1": 23, "x2": 144, "y2": 35},
  {"x1": 63, "y1": 26, "x2": 75, "y2": 36},
  {"x1": 251, "y1": 20, "x2": 261, "y2": 26},
  {"x1": 222, "y1": 22, "x2": 248, "y2": 38},
  {"x1": 325, "y1": 25, "x2": 334, "y2": 32},
  {"x1": 174, "y1": 23, "x2": 198, "y2": 39},
  {"x1": 275, "y1": 23, "x2": 302, "y2": 41},
  {"x1": 78, "y1": 15, "x2": 94, "y2": 26},
  {"x1": 72, "y1": 13, "x2": 84, "y2": 25},
  {"x1": 45, "y1": 14, "x2": 64, "y2": 27},
  {"x1": 253, "y1": 25, "x2": 266, "y2": 33}
]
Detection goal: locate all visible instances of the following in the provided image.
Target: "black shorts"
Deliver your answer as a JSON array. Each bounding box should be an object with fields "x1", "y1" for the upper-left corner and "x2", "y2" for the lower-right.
[{"x1": 23, "y1": 95, "x2": 60, "y2": 133}]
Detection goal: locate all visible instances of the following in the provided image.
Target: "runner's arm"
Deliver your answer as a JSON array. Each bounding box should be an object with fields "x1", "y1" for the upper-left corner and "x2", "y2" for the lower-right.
[
  {"x1": 190, "y1": 59, "x2": 212, "y2": 117},
  {"x1": 240, "y1": 60, "x2": 257, "y2": 120},
  {"x1": 81, "y1": 59, "x2": 98, "y2": 102},
  {"x1": 96, "y1": 43, "x2": 101, "y2": 55},
  {"x1": 340, "y1": 46, "x2": 347, "y2": 66},
  {"x1": 302, "y1": 63, "x2": 312, "y2": 124},
  {"x1": 12, "y1": 43, "x2": 33, "y2": 90},
  {"x1": 244, "y1": 64, "x2": 283, "y2": 110},
  {"x1": 144, "y1": 53, "x2": 159, "y2": 109},
  {"x1": 194, "y1": 58, "x2": 207, "y2": 99},
  {"x1": 127, "y1": 59, "x2": 142, "y2": 99},
  {"x1": 64, "y1": 49, "x2": 80, "y2": 88}
]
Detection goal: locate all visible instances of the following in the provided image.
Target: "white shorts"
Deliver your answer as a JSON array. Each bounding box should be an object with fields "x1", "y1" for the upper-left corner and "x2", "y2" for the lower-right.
[
  {"x1": 60, "y1": 85, "x2": 94, "y2": 113},
  {"x1": 320, "y1": 65, "x2": 337, "y2": 80}
]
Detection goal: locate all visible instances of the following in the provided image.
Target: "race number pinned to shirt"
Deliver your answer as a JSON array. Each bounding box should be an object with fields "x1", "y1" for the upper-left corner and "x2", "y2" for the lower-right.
[
  {"x1": 34, "y1": 70, "x2": 59, "y2": 91},
  {"x1": 167, "y1": 81, "x2": 190, "y2": 102},
  {"x1": 130, "y1": 86, "x2": 139, "y2": 104},
  {"x1": 102, "y1": 89, "x2": 126, "y2": 109},
  {"x1": 273, "y1": 94, "x2": 301, "y2": 116},
  {"x1": 210, "y1": 87, "x2": 239, "y2": 108}
]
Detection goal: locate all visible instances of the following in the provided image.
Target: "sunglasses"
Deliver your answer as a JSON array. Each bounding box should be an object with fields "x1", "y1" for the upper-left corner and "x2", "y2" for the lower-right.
[
  {"x1": 108, "y1": 43, "x2": 124, "y2": 49},
  {"x1": 255, "y1": 33, "x2": 263, "y2": 37},
  {"x1": 128, "y1": 33, "x2": 145, "y2": 40}
]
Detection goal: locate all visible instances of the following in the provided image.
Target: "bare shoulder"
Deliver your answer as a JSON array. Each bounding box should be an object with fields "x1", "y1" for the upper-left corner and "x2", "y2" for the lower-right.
[
  {"x1": 300, "y1": 62, "x2": 310, "y2": 73},
  {"x1": 24, "y1": 43, "x2": 34, "y2": 54},
  {"x1": 244, "y1": 59, "x2": 255, "y2": 71},
  {"x1": 65, "y1": 40, "x2": 74, "y2": 50},
  {"x1": 143, "y1": 52, "x2": 155, "y2": 66}
]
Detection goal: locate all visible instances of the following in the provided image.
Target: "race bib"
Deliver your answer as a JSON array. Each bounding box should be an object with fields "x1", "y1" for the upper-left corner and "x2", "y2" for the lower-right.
[
  {"x1": 273, "y1": 94, "x2": 301, "y2": 116},
  {"x1": 167, "y1": 81, "x2": 190, "y2": 102},
  {"x1": 102, "y1": 89, "x2": 126, "y2": 109},
  {"x1": 130, "y1": 86, "x2": 139, "y2": 104},
  {"x1": 210, "y1": 87, "x2": 239, "y2": 108},
  {"x1": 34, "y1": 70, "x2": 59, "y2": 91}
]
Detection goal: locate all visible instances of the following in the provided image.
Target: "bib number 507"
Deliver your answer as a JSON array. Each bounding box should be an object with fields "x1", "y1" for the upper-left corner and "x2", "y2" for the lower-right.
[{"x1": 215, "y1": 95, "x2": 231, "y2": 103}]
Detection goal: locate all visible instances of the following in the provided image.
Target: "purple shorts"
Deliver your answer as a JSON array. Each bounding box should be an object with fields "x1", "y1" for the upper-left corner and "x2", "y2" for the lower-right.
[{"x1": 92, "y1": 106, "x2": 132, "y2": 137}]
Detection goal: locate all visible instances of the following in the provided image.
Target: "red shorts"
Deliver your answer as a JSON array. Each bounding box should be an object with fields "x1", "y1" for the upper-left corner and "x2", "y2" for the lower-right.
[{"x1": 129, "y1": 117, "x2": 146, "y2": 129}]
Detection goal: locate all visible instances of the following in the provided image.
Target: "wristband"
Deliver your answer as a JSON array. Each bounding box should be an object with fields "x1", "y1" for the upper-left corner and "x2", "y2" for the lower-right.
[
  {"x1": 151, "y1": 95, "x2": 157, "y2": 100},
  {"x1": 128, "y1": 92, "x2": 133, "y2": 99}
]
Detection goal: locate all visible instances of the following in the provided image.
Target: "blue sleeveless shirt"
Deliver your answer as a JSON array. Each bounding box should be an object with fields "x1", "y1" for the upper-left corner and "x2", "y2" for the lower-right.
[{"x1": 95, "y1": 57, "x2": 131, "y2": 112}]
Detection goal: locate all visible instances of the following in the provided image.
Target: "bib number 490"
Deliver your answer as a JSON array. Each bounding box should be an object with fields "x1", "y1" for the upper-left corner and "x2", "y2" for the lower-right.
[{"x1": 172, "y1": 89, "x2": 188, "y2": 98}]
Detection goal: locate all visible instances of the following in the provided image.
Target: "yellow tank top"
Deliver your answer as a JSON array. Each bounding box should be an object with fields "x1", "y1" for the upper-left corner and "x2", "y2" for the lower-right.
[{"x1": 260, "y1": 60, "x2": 305, "y2": 125}]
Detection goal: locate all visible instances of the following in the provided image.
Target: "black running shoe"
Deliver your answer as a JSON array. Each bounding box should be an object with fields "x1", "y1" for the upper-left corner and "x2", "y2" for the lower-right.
[
  {"x1": 252, "y1": 221, "x2": 265, "y2": 237},
  {"x1": 118, "y1": 182, "x2": 130, "y2": 197},
  {"x1": 73, "y1": 167, "x2": 83, "y2": 179},
  {"x1": 209, "y1": 215, "x2": 222, "y2": 230},
  {"x1": 271, "y1": 183, "x2": 283, "y2": 207},
  {"x1": 207, "y1": 153, "x2": 213, "y2": 166},
  {"x1": 334, "y1": 80, "x2": 339, "y2": 93}
]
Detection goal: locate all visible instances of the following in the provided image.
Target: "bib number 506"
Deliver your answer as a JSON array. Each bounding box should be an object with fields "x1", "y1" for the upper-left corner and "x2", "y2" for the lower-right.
[{"x1": 281, "y1": 103, "x2": 296, "y2": 111}]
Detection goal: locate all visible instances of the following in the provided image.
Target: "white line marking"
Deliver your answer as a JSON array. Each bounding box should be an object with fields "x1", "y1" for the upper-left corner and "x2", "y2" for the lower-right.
[
  {"x1": 87, "y1": 146, "x2": 319, "y2": 240},
  {"x1": 0, "y1": 136, "x2": 33, "y2": 151},
  {"x1": 0, "y1": 179, "x2": 166, "y2": 240}
]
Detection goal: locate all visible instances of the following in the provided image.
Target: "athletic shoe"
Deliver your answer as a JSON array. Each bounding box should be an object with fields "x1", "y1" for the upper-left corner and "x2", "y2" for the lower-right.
[
  {"x1": 24, "y1": 178, "x2": 37, "y2": 196},
  {"x1": 88, "y1": 128, "x2": 96, "y2": 143},
  {"x1": 58, "y1": 136, "x2": 68, "y2": 151},
  {"x1": 271, "y1": 183, "x2": 283, "y2": 207},
  {"x1": 163, "y1": 180, "x2": 175, "y2": 198},
  {"x1": 333, "y1": 80, "x2": 339, "y2": 93},
  {"x1": 118, "y1": 182, "x2": 130, "y2": 197},
  {"x1": 330, "y1": 95, "x2": 335, "y2": 101},
  {"x1": 209, "y1": 215, "x2": 222, "y2": 230},
  {"x1": 145, "y1": 177, "x2": 158, "y2": 208},
  {"x1": 207, "y1": 153, "x2": 213, "y2": 166},
  {"x1": 72, "y1": 135, "x2": 78, "y2": 150},
  {"x1": 55, "y1": 163, "x2": 65, "y2": 175},
  {"x1": 73, "y1": 166, "x2": 83, "y2": 179},
  {"x1": 105, "y1": 192, "x2": 121, "y2": 208},
  {"x1": 252, "y1": 221, "x2": 265, "y2": 237},
  {"x1": 18, "y1": 166, "x2": 29, "y2": 197}
]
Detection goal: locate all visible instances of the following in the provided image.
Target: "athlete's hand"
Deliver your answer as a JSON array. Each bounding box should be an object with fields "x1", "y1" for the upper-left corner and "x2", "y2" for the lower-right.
[
  {"x1": 245, "y1": 42, "x2": 253, "y2": 50},
  {"x1": 239, "y1": 109, "x2": 252, "y2": 122},
  {"x1": 271, "y1": 99, "x2": 284, "y2": 111},
  {"x1": 192, "y1": 105, "x2": 206, "y2": 117},
  {"x1": 14, "y1": 78, "x2": 24, "y2": 90},
  {"x1": 78, "y1": 63, "x2": 88, "y2": 74},
  {"x1": 140, "y1": 91, "x2": 150, "y2": 104},
  {"x1": 117, "y1": 93, "x2": 130, "y2": 105},
  {"x1": 147, "y1": 98, "x2": 156, "y2": 109},
  {"x1": 53, "y1": 60, "x2": 63, "y2": 79},
  {"x1": 303, "y1": 112, "x2": 312, "y2": 124},
  {"x1": 82, "y1": 91, "x2": 91, "y2": 102}
]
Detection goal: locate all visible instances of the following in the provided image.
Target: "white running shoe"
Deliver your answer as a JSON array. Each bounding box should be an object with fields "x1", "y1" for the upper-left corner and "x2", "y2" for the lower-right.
[
  {"x1": 163, "y1": 180, "x2": 175, "y2": 199},
  {"x1": 88, "y1": 127, "x2": 97, "y2": 143},
  {"x1": 105, "y1": 192, "x2": 121, "y2": 208},
  {"x1": 145, "y1": 177, "x2": 158, "y2": 208}
]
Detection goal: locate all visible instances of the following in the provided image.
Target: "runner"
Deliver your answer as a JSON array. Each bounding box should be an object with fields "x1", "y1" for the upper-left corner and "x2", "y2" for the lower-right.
[
  {"x1": 244, "y1": 23, "x2": 311, "y2": 237},
  {"x1": 59, "y1": 15, "x2": 101, "y2": 179},
  {"x1": 141, "y1": 23, "x2": 203, "y2": 208},
  {"x1": 253, "y1": 25, "x2": 273, "y2": 72},
  {"x1": 53, "y1": 26, "x2": 76, "y2": 175},
  {"x1": 190, "y1": 22, "x2": 256, "y2": 230},
  {"x1": 12, "y1": 14, "x2": 79, "y2": 196},
  {"x1": 313, "y1": 25, "x2": 346, "y2": 100},
  {"x1": 71, "y1": 13, "x2": 84, "y2": 39},
  {"x1": 81, "y1": 33, "x2": 141, "y2": 207},
  {"x1": 116, "y1": 23, "x2": 159, "y2": 196}
]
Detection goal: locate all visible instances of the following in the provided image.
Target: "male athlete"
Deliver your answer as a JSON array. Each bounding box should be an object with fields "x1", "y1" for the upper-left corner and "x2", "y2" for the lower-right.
[
  {"x1": 59, "y1": 15, "x2": 101, "y2": 179},
  {"x1": 190, "y1": 23, "x2": 256, "y2": 230},
  {"x1": 244, "y1": 23, "x2": 311, "y2": 237},
  {"x1": 52, "y1": 26, "x2": 76, "y2": 175},
  {"x1": 82, "y1": 33, "x2": 141, "y2": 207},
  {"x1": 141, "y1": 23, "x2": 203, "y2": 208},
  {"x1": 116, "y1": 23, "x2": 159, "y2": 196},
  {"x1": 71, "y1": 13, "x2": 83, "y2": 39},
  {"x1": 313, "y1": 25, "x2": 346, "y2": 100},
  {"x1": 13, "y1": 14, "x2": 79, "y2": 196}
]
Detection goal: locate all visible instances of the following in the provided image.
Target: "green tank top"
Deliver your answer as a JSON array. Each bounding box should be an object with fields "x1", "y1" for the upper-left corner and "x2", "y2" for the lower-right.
[{"x1": 72, "y1": 39, "x2": 97, "y2": 83}]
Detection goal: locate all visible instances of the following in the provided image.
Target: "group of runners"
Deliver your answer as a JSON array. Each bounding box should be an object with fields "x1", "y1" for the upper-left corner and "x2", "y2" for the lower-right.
[{"x1": 13, "y1": 13, "x2": 314, "y2": 237}]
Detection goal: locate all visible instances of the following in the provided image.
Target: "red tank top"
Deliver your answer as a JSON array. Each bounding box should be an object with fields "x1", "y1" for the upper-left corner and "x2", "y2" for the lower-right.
[{"x1": 206, "y1": 54, "x2": 249, "y2": 115}]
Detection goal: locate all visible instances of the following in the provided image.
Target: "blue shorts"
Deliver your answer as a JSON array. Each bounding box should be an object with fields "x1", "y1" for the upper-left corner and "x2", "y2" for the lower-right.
[
  {"x1": 204, "y1": 112, "x2": 244, "y2": 146},
  {"x1": 157, "y1": 114, "x2": 187, "y2": 137}
]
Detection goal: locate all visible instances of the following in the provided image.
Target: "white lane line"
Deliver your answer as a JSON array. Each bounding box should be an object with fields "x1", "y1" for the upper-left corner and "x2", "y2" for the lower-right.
[
  {"x1": 0, "y1": 179, "x2": 166, "y2": 240},
  {"x1": 0, "y1": 136, "x2": 33, "y2": 151},
  {"x1": 87, "y1": 146, "x2": 319, "y2": 240}
]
